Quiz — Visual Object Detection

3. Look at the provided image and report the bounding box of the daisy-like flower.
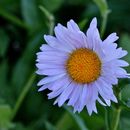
[36,18,130,115]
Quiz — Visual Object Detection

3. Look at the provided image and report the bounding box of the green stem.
[11,73,36,120]
[110,88,122,130]
[105,108,110,130]
[111,108,121,130]
[49,18,55,35]
[100,14,108,38]
[93,0,110,38]
[39,5,55,35]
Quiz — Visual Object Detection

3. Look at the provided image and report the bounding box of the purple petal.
[67,84,82,106]
[67,19,80,32]
[37,73,66,86]
[58,82,75,106]
[103,33,119,44]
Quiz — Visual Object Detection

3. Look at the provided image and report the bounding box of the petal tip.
[38,87,43,92]
[90,17,97,28]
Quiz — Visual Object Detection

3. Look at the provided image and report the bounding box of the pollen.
[66,48,101,84]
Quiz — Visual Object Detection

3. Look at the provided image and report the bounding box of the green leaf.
[0,7,28,29]
[120,98,130,110]
[11,32,43,93]
[120,118,130,130]
[0,60,13,104]
[45,121,57,130]
[0,104,14,129]
[41,0,64,12]
[21,0,42,30]
[113,34,130,111]
[93,0,110,17]
[119,33,130,71]
[122,84,130,101]
[0,29,9,57]
[126,98,130,108]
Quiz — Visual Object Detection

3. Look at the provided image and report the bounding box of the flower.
[36,18,130,115]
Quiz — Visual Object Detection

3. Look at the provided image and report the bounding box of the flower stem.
[11,73,36,120]
[111,108,121,130]
[100,14,108,38]
[110,88,121,130]
[93,0,110,38]
[39,5,55,35]
[105,108,110,130]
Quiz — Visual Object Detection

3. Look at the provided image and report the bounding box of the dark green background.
[0,0,130,130]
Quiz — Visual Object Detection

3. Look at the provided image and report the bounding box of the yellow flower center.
[66,48,101,84]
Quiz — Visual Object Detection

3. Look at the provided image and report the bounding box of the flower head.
[36,18,130,115]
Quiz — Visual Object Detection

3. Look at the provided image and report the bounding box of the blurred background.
[0,0,130,130]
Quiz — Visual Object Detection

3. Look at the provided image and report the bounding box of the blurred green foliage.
[0,0,130,130]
